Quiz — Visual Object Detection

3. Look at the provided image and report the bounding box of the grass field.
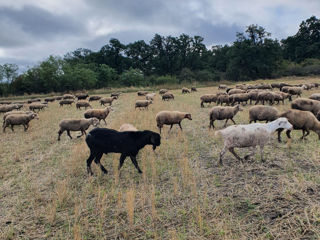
[1,77,320,239]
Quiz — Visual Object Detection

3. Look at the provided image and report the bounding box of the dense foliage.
[1,16,320,96]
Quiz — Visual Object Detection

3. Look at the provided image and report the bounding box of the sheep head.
[149,131,161,150]
[275,117,293,130]
[185,113,192,120]
[31,113,39,120]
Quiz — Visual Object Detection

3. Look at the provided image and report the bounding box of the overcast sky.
[0,0,319,71]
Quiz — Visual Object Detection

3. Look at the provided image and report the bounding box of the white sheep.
[58,117,99,140]
[155,111,192,134]
[215,117,293,165]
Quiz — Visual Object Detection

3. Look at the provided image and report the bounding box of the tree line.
[1,16,320,96]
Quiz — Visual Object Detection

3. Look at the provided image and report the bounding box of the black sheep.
[85,128,161,175]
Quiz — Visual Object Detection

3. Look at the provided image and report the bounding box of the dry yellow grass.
[0,76,320,239]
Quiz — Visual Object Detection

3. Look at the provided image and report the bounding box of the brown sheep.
[0,104,20,113]
[3,113,38,132]
[76,93,89,100]
[111,92,121,98]
[44,97,56,102]
[278,109,320,141]
[3,111,33,124]
[191,87,197,92]
[119,123,138,132]
[182,87,191,94]
[228,89,246,95]
[100,97,117,106]
[0,101,12,105]
[58,118,99,140]
[209,104,242,129]
[159,89,168,95]
[59,99,74,106]
[54,96,63,100]
[84,107,112,125]
[135,100,153,110]
[76,101,92,110]
[137,91,148,96]
[291,98,320,117]
[63,94,75,99]
[29,103,48,112]
[146,93,156,101]
[217,94,230,106]
[88,95,102,101]
[249,105,279,123]
[27,98,41,104]
[255,91,276,105]
[282,86,305,97]
[247,90,261,104]
[230,93,249,105]
[273,92,292,104]
[162,92,174,101]
[200,94,218,107]
[156,111,192,134]
[218,84,227,89]
[309,93,320,101]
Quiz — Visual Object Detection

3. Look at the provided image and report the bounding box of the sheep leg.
[103,119,107,125]
[168,124,173,133]
[219,146,227,165]
[58,129,64,141]
[23,124,28,131]
[86,151,96,175]
[209,120,214,129]
[178,122,183,131]
[277,129,284,142]
[94,152,108,174]
[230,118,236,125]
[130,156,142,174]
[118,154,127,170]
[229,147,243,163]
[67,130,72,139]
[244,147,256,160]
[10,125,14,132]
[286,130,292,140]
[224,119,229,127]
[259,145,265,162]
[304,129,310,138]
[77,130,84,138]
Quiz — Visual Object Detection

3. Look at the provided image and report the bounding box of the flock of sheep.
[1,80,320,174]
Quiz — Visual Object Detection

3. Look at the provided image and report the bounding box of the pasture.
[1,77,320,239]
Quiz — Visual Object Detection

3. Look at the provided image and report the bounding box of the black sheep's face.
[185,113,192,120]
[151,133,161,150]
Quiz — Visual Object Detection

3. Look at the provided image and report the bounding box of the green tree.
[120,68,144,86]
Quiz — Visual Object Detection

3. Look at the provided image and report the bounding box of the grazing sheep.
[137,91,148,96]
[247,90,261,105]
[291,98,320,117]
[228,89,246,95]
[88,95,102,102]
[216,118,293,165]
[59,99,74,106]
[278,109,320,141]
[135,100,153,110]
[0,101,12,105]
[111,92,121,98]
[63,94,75,99]
[162,92,174,101]
[76,93,89,100]
[0,104,20,113]
[155,111,192,134]
[159,89,168,95]
[84,107,112,124]
[273,92,292,104]
[58,117,99,141]
[200,94,218,107]
[191,87,197,92]
[3,113,39,132]
[29,103,47,112]
[230,93,249,105]
[217,94,230,106]
[218,84,227,90]
[3,111,33,124]
[85,128,161,175]
[119,123,138,132]
[182,87,191,94]
[54,96,63,100]
[249,105,279,123]
[209,104,242,129]
[44,97,56,102]
[27,98,41,104]
[76,101,92,110]
[100,97,117,106]
[282,86,305,98]
[309,93,320,101]
[146,93,156,101]
[255,91,276,105]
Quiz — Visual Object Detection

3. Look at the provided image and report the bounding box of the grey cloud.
[0,5,84,46]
